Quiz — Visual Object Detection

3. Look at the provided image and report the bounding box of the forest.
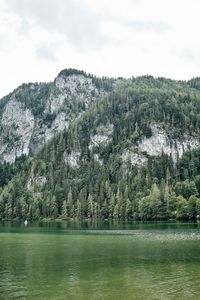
[1,75,200,221]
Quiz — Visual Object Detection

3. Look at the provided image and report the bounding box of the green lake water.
[0,221,200,299]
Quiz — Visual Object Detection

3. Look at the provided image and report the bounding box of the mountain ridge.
[1,70,200,221]
[0,68,116,162]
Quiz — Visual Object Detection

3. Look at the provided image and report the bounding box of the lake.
[0,221,200,299]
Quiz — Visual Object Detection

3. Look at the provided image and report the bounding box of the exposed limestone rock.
[138,124,199,163]
[121,149,147,166]
[27,176,47,192]
[29,112,69,154]
[46,93,66,114]
[44,113,69,142]
[55,74,101,106]
[64,151,81,168]
[0,99,34,162]
[138,125,169,157]
[121,124,199,167]
[90,134,111,147]
[0,71,108,162]
[94,153,103,166]
[89,123,114,150]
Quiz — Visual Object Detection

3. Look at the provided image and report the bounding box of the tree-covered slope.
[0,68,115,162]
[1,75,200,221]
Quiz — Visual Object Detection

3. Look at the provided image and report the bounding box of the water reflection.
[0,219,200,233]
[0,222,200,299]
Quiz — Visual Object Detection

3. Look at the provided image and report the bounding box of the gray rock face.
[0,71,107,162]
[89,123,114,150]
[0,99,34,162]
[121,124,199,167]
[29,112,69,154]
[139,124,199,163]
[121,150,147,166]
[55,74,101,107]
[64,151,81,168]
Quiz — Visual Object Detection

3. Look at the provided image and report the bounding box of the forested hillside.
[1,75,200,221]
[0,69,115,162]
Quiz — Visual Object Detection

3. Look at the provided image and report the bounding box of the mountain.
[0,68,116,162]
[1,73,200,221]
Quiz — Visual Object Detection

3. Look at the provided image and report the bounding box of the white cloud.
[0,0,200,98]
[5,0,105,49]
[36,45,58,62]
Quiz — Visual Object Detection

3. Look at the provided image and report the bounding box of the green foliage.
[1,75,200,221]
[14,83,52,116]
[0,155,27,188]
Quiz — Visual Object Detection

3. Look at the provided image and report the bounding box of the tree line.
[1,76,200,221]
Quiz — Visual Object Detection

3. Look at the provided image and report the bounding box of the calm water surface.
[0,221,200,299]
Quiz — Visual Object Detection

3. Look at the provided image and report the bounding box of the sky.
[0,0,200,97]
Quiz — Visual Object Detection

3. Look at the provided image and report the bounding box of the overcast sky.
[0,0,200,97]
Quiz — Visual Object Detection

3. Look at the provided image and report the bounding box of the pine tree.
[87,194,94,219]
[62,200,68,219]
[67,189,73,218]
[50,196,58,218]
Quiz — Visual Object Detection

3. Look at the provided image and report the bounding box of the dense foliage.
[0,155,27,188]
[1,76,200,221]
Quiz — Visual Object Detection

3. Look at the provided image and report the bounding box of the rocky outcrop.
[0,99,34,162]
[89,123,114,150]
[54,74,101,107]
[64,151,81,168]
[121,150,147,166]
[139,124,199,163]
[121,124,199,166]
[0,70,109,162]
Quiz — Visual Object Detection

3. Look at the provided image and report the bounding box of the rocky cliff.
[0,69,113,162]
